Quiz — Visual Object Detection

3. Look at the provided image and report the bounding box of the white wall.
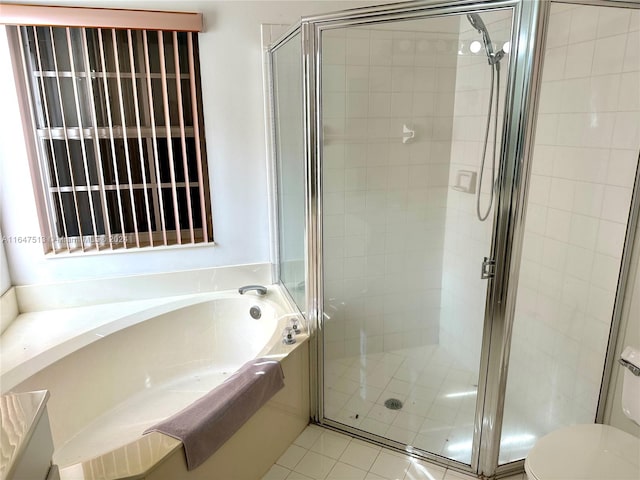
[0,0,381,286]
[0,231,11,294]
[0,26,14,294]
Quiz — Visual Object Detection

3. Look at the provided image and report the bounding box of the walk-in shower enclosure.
[267,0,640,477]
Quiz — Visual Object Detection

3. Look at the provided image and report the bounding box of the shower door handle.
[481,257,495,279]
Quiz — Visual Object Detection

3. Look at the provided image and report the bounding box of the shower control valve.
[289,317,302,334]
[282,327,296,345]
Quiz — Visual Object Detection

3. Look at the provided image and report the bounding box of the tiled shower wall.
[322,19,459,359]
[502,3,639,452]
[440,11,513,371]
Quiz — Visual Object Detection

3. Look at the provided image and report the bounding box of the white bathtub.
[1,285,310,479]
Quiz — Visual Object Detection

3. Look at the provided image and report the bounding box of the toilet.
[525,346,640,480]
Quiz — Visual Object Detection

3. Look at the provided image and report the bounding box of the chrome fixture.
[384,398,403,410]
[619,354,640,377]
[238,285,267,295]
[481,257,497,279]
[282,327,296,345]
[467,13,506,66]
[467,14,492,53]
[467,12,506,222]
[289,317,302,334]
[249,306,262,319]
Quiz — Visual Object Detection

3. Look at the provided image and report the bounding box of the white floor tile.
[286,472,316,480]
[442,469,477,480]
[325,345,545,464]
[365,373,394,389]
[326,461,368,480]
[368,404,399,424]
[500,474,525,480]
[381,448,414,460]
[359,385,385,403]
[294,451,337,480]
[277,444,307,470]
[404,458,446,480]
[310,430,352,459]
[384,425,417,445]
[369,450,412,480]
[400,399,432,417]
[333,408,364,428]
[360,417,390,436]
[364,473,389,480]
[268,424,531,480]
[413,431,449,456]
[409,385,438,403]
[332,376,362,395]
[262,464,291,480]
[426,404,458,424]
[392,411,426,432]
[295,425,324,449]
[331,409,363,428]
[345,394,375,416]
[387,379,413,396]
[339,439,380,471]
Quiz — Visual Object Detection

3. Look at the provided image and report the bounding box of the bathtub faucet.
[238,285,267,295]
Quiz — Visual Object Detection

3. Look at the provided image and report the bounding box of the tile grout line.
[271,424,512,480]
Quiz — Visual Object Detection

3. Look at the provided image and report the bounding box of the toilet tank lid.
[526,424,639,480]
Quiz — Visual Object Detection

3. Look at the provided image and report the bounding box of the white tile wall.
[322,18,460,360]
[501,3,640,464]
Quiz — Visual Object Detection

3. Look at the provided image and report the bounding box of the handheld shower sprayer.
[466,13,506,67]
[466,12,506,222]
[467,13,492,54]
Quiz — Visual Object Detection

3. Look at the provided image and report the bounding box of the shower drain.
[384,398,403,410]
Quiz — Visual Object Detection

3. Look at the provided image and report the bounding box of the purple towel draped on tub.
[143,358,285,470]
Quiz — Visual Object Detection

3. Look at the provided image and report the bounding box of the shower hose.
[476,61,500,222]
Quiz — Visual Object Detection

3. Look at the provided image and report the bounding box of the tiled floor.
[323,345,534,465]
[262,424,527,480]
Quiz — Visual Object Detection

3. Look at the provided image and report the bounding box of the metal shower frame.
[266,0,640,477]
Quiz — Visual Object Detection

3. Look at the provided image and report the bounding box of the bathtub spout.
[238,285,267,295]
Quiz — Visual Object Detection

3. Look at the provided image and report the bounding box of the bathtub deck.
[53,365,237,468]
[1,294,216,392]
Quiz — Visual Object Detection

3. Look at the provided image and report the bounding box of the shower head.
[467,13,488,34]
[466,13,497,62]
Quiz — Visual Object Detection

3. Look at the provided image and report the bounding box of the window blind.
[13,24,212,253]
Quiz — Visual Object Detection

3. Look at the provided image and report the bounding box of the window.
[6,7,212,254]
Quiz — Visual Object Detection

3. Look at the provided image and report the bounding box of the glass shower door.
[319,8,514,466]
